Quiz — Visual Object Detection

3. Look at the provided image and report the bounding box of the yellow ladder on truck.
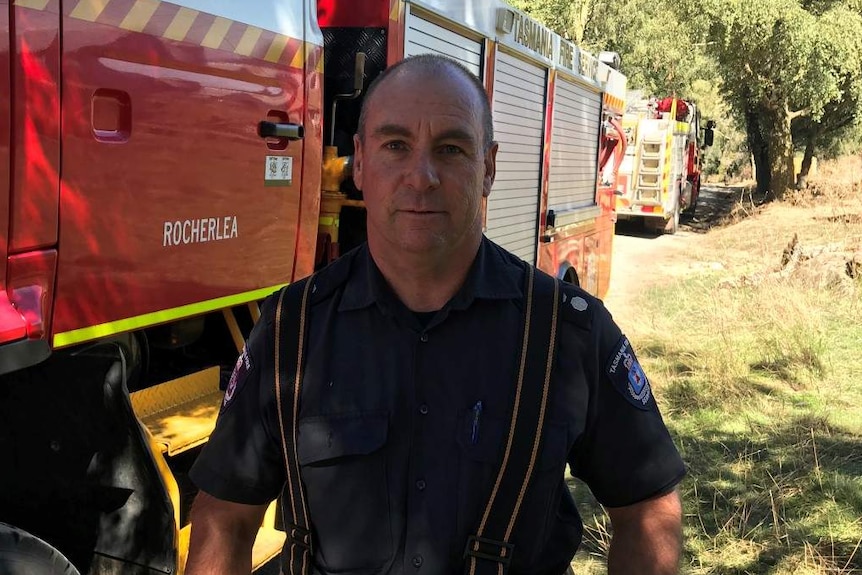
[634,131,664,202]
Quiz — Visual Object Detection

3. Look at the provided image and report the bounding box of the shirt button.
[416,479,426,491]
[419,404,429,415]
[420,333,429,343]
[412,555,423,568]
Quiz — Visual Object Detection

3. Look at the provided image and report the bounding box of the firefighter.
[185,54,685,575]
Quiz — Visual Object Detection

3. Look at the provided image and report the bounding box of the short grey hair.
[356,54,494,150]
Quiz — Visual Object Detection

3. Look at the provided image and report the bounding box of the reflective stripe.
[164,7,197,40]
[20,0,310,68]
[13,0,51,10]
[168,0,307,42]
[236,26,264,56]
[119,0,160,32]
[53,284,287,348]
[70,0,111,21]
[603,93,626,114]
[266,34,291,63]
[201,16,232,49]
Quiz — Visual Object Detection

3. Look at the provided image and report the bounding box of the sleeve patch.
[605,336,654,410]
[222,345,253,411]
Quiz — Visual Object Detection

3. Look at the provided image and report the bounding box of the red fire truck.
[615,94,714,234]
[0,0,626,572]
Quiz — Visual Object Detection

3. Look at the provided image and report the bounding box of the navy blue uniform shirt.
[190,238,686,575]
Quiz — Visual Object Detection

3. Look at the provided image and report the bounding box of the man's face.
[352,67,497,258]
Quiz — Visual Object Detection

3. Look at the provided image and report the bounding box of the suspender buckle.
[463,535,514,566]
[287,523,312,549]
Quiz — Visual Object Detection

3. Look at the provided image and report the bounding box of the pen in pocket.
[470,400,483,445]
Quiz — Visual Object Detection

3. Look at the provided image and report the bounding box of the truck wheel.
[0,523,80,575]
[663,197,681,235]
[683,177,700,216]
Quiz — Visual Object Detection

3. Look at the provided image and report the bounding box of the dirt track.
[603,184,741,326]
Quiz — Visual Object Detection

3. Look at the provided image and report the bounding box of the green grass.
[570,192,862,573]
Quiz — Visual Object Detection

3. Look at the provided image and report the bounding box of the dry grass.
[571,157,862,574]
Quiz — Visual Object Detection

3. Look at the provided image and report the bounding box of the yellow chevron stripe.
[290,43,305,69]
[390,0,400,22]
[265,34,289,63]
[120,0,159,32]
[14,0,51,10]
[202,16,231,49]
[235,26,263,56]
[163,7,197,41]
[70,0,111,21]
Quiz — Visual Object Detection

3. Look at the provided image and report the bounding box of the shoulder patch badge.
[223,345,253,410]
[605,336,654,410]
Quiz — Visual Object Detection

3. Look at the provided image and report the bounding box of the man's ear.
[482,142,498,198]
[353,133,364,190]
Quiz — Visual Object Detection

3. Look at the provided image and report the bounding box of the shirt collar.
[338,237,523,313]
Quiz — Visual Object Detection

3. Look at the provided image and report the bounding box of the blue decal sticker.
[605,336,654,410]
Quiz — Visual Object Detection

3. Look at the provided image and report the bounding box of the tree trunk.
[796,133,816,189]
[745,109,770,194]
[760,100,795,199]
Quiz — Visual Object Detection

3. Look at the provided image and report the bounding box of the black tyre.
[663,195,681,235]
[684,177,700,216]
[0,523,80,575]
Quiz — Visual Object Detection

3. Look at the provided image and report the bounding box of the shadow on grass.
[613,184,773,239]
[568,408,862,574]
[751,354,827,386]
[685,185,775,235]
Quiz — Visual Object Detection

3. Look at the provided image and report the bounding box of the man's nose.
[404,149,441,191]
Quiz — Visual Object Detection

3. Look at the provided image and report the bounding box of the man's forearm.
[606,490,683,575]
[185,492,267,575]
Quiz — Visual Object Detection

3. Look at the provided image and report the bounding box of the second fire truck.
[615,94,714,234]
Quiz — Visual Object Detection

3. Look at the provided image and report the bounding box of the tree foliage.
[677,0,862,193]
[511,0,715,96]
[512,0,862,194]
[791,5,862,181]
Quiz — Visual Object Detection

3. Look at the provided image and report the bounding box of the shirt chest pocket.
[297,412,393,572]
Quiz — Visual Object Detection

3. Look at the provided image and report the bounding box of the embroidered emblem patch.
[223,345,252,409]
[605,336,653,410]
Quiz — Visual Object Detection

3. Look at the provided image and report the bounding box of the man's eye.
[384,141,407,151]
[440,144,463,154]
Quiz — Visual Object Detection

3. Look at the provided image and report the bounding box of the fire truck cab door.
[53,0,309,343]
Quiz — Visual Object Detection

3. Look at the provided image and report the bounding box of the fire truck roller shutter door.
[403,9,482,78]
[548,76,602,212]
[487,51,546,264]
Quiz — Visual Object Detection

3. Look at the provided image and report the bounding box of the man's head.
[352,54,498,262]
[357,55,494,151]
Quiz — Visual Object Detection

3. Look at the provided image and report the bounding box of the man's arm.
[605,489,683,575]
[185,491,269,575]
